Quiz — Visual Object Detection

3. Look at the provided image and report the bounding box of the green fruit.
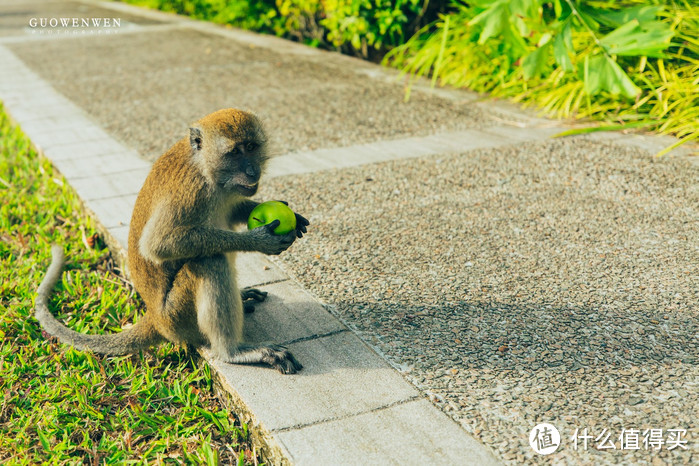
[247,201,297,235]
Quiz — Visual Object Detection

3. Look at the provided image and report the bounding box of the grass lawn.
[0,104,260,464]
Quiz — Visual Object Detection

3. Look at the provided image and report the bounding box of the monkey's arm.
[229,199,259,225]
[140,221,295,263]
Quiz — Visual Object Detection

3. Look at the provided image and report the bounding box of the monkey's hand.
[293,212,309,238]
[248,220,296,255]
[274,200,310,238]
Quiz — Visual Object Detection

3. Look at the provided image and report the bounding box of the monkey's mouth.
[235,182,258,196]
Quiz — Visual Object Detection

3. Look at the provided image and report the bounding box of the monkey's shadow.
[238,294,383,376]
[249,297,697,375]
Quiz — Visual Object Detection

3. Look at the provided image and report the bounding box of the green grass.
[0,104,260,464]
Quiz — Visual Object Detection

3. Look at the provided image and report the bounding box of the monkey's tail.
[35,244,163,356]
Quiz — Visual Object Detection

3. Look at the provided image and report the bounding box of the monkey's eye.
[245,142,258,152]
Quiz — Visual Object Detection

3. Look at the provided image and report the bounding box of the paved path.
[1,1,696,464]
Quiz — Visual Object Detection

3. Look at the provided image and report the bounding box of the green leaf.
[522,42,552,79]
[592,5,664,28]
[553,21,573,71]
[553,0,572,21]
[431,15,450,88]
[554,36,573,71]
[509,0,539,18]
[512,14,529,38]
[600,20,674,57]
[37,428,51,451]
[553,120,655,137]
[582,54,641,99]
[468,0,509,45]
[654,132,698,157]
[561,18,573,51]
[201,438,218,466]
[537,33,552,48]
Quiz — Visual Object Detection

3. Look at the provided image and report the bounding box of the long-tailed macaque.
[36,109,308,373]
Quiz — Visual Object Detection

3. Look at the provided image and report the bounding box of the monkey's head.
[189,109,269,197]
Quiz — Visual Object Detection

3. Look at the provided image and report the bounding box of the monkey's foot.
[241,287,268,314]
[224,344,303,374]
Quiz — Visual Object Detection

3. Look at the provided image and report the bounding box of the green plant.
[119,0,441,60]
[275,0,325,45]
[386,0,698,154]
[120,0,280,31]
[321,0,426,58]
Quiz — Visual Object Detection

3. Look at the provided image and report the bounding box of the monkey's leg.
[159,268,206,347]
[228,344,302,375]
[241,287,267,314]
[192,256,302,374]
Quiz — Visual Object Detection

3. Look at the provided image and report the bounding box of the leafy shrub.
[321,0,427,59]
[121,0,444,60]
[274,0,324,45]
[385,0,698,152]
[120,0,279,31]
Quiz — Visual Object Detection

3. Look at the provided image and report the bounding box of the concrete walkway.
[1,1,696,464]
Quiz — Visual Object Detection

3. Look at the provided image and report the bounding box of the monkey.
[35,108,308,374]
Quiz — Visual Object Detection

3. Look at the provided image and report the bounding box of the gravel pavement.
[9,28,489,160]
[259,137,698,465]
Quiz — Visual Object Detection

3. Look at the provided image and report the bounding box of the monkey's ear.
[189,127,203,151]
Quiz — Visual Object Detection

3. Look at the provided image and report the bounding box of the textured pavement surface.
[9,27,490,160]
[2,0,697,464]
[259,137,698,464]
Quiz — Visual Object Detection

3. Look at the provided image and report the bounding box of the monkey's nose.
[240,157,260,179]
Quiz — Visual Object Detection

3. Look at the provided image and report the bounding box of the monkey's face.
[189,110,269,197]
[218,141,265,196]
